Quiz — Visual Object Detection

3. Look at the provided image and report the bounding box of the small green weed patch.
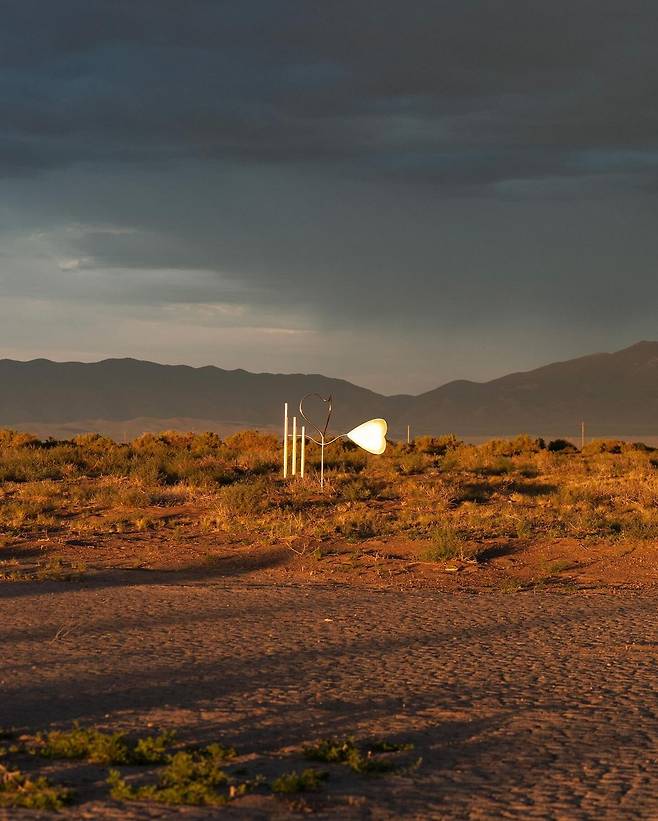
[31,724,174,765]
[0,763,73,810]
[303,737,356,763]
[271,768,327,793]
[420,526,472,561]
[108,743,241,806]
[303,737,410,774]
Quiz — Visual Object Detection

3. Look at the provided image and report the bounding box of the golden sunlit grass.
[1,428,657,569]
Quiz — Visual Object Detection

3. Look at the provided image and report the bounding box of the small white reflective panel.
[346,418,388,455]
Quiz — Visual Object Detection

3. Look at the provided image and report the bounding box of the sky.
[1,1,657,395]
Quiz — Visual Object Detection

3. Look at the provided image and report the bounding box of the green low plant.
[369,740,414,753]
[303,737,405,774]
[421,526,467,561]
[108,743,241,806]
[271,768,327,793]
[303,737,357,763]
[31,724,174,765]
[216,478,272,516]
[0,763,73,810]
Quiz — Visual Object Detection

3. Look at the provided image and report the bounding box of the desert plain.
[0,429,656,819]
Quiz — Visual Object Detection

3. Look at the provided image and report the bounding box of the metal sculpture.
[283,393,387,488]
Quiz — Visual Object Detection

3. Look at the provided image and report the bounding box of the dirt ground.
[3,520,657,592]
[0,536,657,819]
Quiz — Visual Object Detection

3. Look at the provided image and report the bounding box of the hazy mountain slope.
[408,341,658,435]
[1,341,657,438]
[0,357,409,435]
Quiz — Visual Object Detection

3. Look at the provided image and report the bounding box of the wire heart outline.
[299,393,332,444]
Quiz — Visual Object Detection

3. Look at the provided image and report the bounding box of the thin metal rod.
[300,426,305,478]
[292,416,297,476]
[283,403,288,478]
[325,434,345,446]
[307,433,344,447]
[320,435,325,489]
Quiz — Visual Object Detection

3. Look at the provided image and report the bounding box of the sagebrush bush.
[216,478,273,517]
[1,427,658,552]
[548,438,578,453]
[421,526,467,561]
[414,434,462,455]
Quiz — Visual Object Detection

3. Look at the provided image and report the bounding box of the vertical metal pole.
[581,420,585,451]
[292,416,297,476]
[320,436,325,489]
[300,426,305,478]
[407,424,411,445]
[283,403,288,478]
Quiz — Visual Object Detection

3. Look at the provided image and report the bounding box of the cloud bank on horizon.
[1,1,657,393]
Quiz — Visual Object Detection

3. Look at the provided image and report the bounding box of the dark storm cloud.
[2,1,657,187]
[2,1,658,391]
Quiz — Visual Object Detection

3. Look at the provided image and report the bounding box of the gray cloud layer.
[3,1,658,184]
[1,1,657,392]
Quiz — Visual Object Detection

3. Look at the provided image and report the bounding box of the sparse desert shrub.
[542,559,574,576]
[469,456,515,477]
[223,430,278,454]
[455,481,494,504]
[625,441,655,453]
[420,526,470,561]
[303,737,406,774]
[548,438,579,453]
[271,768,327,793]
[216,478,273,517]
[72,432,115,450]
[3,425,658,558]
[303,738,357,763]
[336,509,380,539]
[222,432,279,473]
[0,448,70,482]
[82,479,149,508]
[108,743,241,806]
[395,453,426,475]
[582,439,624,455]
[0,763,73,810]
[339,477,378,502]
[514,515,534,539]
[555,483,610,507]
[0,429,38,448]
[321,448,368,473]
[483,435,545,457]
[415,434,462,455]
[516,462,540,478]
[30,724,174,765]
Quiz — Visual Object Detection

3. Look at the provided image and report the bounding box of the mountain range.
[1,341,657,441]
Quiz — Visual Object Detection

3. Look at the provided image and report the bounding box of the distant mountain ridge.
[1,341,657,439]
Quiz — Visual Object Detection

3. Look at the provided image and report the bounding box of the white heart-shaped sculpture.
[346,418,388,455]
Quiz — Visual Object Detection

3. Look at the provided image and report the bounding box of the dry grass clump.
[1,427,658,559]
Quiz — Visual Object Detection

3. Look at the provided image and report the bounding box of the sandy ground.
[4,519,658,592]
[0,569,656,819]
